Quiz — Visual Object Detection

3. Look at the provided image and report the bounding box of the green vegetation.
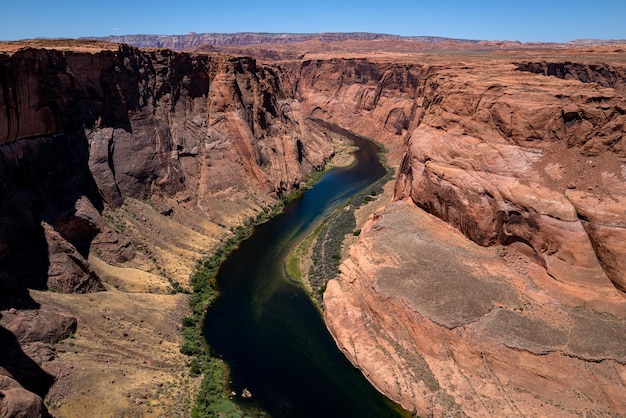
[285,212,331,281]
[307,168,393,307]
[185,175,354,414]
[183,120,394,415]
[284,250,303,281]
[288,123,396,308]
[181,190,304,416]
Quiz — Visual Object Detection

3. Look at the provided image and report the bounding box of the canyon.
[1,37,625,416]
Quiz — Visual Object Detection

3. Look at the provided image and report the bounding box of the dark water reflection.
[203,127,408,417]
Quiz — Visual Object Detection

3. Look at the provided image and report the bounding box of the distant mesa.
[81,32,626,52]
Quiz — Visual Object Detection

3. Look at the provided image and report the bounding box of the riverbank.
[200,120,408,417]
[29,194,241,417]
[325,198,626,416]
[182,122,373,416]
[285,126,394,310]
[284,137,358,300]
[25,125,347,417]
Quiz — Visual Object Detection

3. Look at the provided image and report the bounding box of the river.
[203,125,409,417]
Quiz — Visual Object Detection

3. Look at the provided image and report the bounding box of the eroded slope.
[0,41,338,416]
[2,40,626,416]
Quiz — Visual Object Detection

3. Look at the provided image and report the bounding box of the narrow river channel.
[203,126,409,417]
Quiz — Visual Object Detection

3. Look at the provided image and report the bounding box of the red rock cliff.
[0,42,333,294]
[296,56,626,415]
[2,41,626,416]
[0,41,335,415]
[290,55,626,301]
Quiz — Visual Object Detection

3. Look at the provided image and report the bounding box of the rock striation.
[326,201,626,416]
[0,41,333,298]
[0,40,335,415]
[84,32,626,52]
[82,33,492,50]
[308,56,626,415]
[1,39,626,416]
[392,60,626,305]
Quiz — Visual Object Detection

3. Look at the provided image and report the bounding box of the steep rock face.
[516,60,626,95]
[326,201,626,416]
[0,42,336,415]
[2,41,626,416]
[293,57,626,301]
[312,58,626,415]
[0,132,105,295]
[291,58,430,165]
[0,43,333,297]
[393,61,626,304]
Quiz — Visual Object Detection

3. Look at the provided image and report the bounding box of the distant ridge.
[81,32,482,50]
[82,32,626,52]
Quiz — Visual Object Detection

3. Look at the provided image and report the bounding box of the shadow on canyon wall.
[0,321,55,399]
[0,131,105,298]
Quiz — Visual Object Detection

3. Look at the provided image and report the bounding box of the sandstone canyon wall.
[0,41,335,416]
[300,57,626,415]
[0,42,334,297]
[1,39,626,417]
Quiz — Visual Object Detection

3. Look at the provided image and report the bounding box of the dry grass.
[33,193,266,416]
[34,287,197,417]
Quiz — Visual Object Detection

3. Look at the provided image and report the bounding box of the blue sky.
[2,0,625,43]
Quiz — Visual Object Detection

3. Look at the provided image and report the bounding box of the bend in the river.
[203,124,409,417]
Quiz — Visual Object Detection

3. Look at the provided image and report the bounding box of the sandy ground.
[31,128,357,417]
[34,287,196,417]
[31,196,257,416]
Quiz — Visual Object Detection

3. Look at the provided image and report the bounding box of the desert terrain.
[1,36,626,416]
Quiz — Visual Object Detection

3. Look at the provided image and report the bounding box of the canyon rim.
[1,36,626,416]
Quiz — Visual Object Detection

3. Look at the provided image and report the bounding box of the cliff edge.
[319,53,626,416]
[1,39,626,416]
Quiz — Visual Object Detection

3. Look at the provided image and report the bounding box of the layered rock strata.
[0,41,334,295]
[1,39,626,416]
[326,201,626,416]
[0,41,335,415]
[312,57,626,415]
[392,60,626,306]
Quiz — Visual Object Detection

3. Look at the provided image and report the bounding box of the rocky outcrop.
[516,60,626,95]
[326,201,626,416]
[0,131,105,296]
[0,305,76,417]
[0,308,63,418]
[310,56,626,415]
[2,39,626,416]
[0,41,334,297]
[0,41,336,415]
[392,61,626,305]
[0,373,51,418]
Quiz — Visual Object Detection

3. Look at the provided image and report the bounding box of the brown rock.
[2,39,626,417]
[391,61,626,302]
[0,375,50,418]
[0,305,76,344]
[43,223,104,294]
[90,226,136,264]
[326,201,626,416]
